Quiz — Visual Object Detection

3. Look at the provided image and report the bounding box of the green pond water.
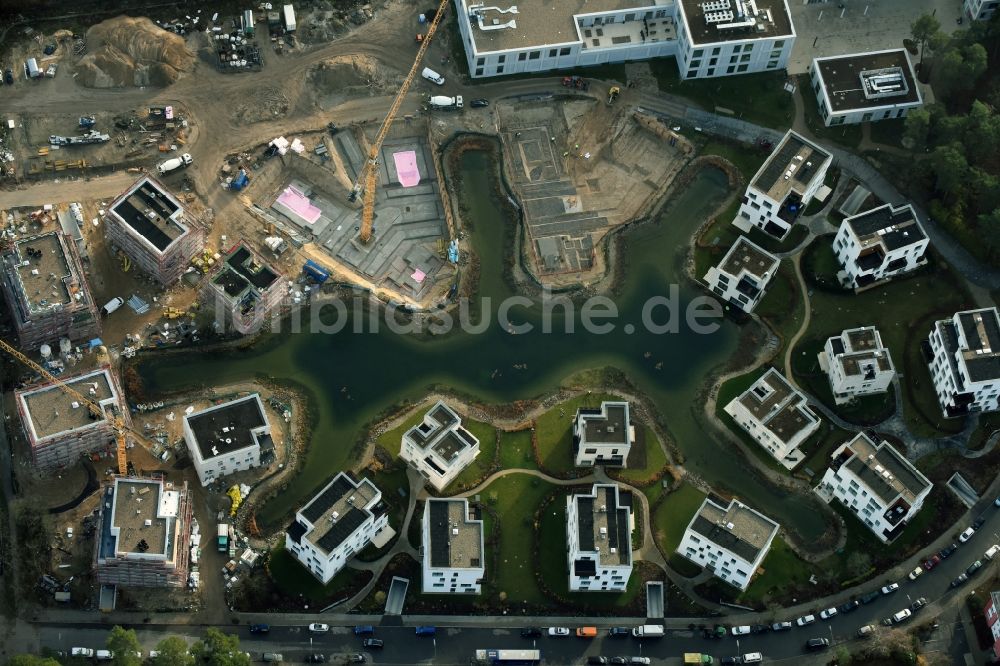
[138,150,826,541]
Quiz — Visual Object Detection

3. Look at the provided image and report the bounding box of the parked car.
[857,624,875,637]
[731,625,751,636]
[750,624,769,634]
[891,608,913,625]
[806,638,830,651]
[469,98,490,108]
[973,517,987,530]
[249,624,269,634]
[414,626,436,637]
[305,656,327,664]
[838,600,861,613]
[521,627,542,638]
[548,627,570,637]
[347,657,366,664]
[987,544,1000,560]
[819,607,838,620]
[741,653,763,664]
[262,655,283,664]
[796,614,816,627]
[353,626,375,636]
[940,543,959,559]
[881,583,900,595]
[308,624,329,633]
[908,566,924,581]
[923,555,942,570]
[951,573,970,588]
[994,496,1000,507]
[911,597,928,611]
[771,621,793,631]
[960,527,976,543]
[967,560,984,576]
[607,627,630,638]
[860,591,881,604]
[610,658,629,665]
[587,658,609,665]
[361,639,383,649]
[4,69,13,85]
[629,658,650,665]
[720,658,739,666]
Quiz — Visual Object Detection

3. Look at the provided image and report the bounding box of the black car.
[587,657,609,665]
[771,622,792,632]
[838,600,861,613]
[974,517,987,529]
[750,624,769,634]
[521,627,542,638]
[362,638,384,649]
[347,657,366,664]
[806,637,830,651]
[720,658,740,666]
[967,560,984,576]
[940,543,959,559]
[860,590,881,604]
[951,573,969,588]
[249,624,269,634]
[609,659,628,665]
[470,98,490,108]
[305,656,327,664]
[608,627,630,638]
[4,69,12,85]
[912,597,928,611]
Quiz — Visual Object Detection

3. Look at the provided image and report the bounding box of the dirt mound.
[309,55,399,109]
[76,16,195,88]
[231,86,290,125]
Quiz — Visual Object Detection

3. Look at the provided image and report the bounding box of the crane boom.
[0,338,151,475]
[354,0,452,243]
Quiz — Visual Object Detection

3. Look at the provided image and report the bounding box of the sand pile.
[309,55,397,109]
[76,16,195,88]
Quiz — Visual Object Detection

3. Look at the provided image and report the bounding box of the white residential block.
[818,327,895,404]
[182,394,271,487]
[400,401,480,491]
[422,498,485,594]
[703,235,779,313]
[566,484,633,592]
[809,50,922,126]
[928,308,1000,418]
[573,401,633,467]
[834,203,928,290]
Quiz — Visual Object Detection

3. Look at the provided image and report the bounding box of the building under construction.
[0,230,100,349]
[95,476,194,589]
[204,242,285,333]
[14,366,131,473]
[104,175,205,286]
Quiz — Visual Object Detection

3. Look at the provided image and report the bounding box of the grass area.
[797,421,854,479]
[447,419,499,490]
[700,139,770,181]
[800,234,842,291]
[755,260,805,355]
[668,552,703,578]
[796,74,864,149]
[714,367,792,475]
[357,463,409,561]
[652,482,706,556]
[868,119,908,149]
[268,543,364,602]
[612,425,668,485]
[498,428,536,469]
[742,537,819,604]
[534,392,618,476]
[650,58,794,129]
[373,408,426,458]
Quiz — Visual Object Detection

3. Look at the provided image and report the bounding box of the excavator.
[0,338,152,475]
[350,0,453,244]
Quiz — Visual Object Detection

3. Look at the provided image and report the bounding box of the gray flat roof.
[839,434,931,505]
[720,236,779,280]
[296,473,380,554]
[575,484,631,567]
[690,497,778,563]
[9,233,74,313]
[100,478,181,561]
[426,499,483,570]
[109,176,189,253]
[578,401,630,446]
[185,394,267,461]
[403,401,478,462]
[815,50,920,113]
[957,308,1000,383]
[679,0,793,45]
[752,131,830,202]
[18,368,116,441]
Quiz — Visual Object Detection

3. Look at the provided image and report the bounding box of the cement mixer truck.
[429,95,463,110]
[157,153,193,175]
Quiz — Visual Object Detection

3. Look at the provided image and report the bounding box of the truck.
[684,654,714,665]
[282,4,296,32]
[474,649,541,665]
[217,523,229,552]
[26,57,40,79]
[429,95,463,110]
[49,130,110,146]
[157,153,193,175]
[632,624,664,638]
[243,10,255,36]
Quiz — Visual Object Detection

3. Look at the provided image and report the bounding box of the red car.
[923,555,942,570]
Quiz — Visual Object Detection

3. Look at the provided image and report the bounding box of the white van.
[95,650,113,661]
[985,544,1000,560]
[421,67,445,85]
[101,296,124,316]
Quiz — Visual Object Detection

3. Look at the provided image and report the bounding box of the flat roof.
[840,434,931,505]
[100,478,179,560]
[845,203,925,252]
[18,368,116,441]
[109,175,189,253]
[8,233,74,313]
[575,484,631,567]
[403,401,478,463]
[752,130,830,202]
[719,236,779,280]
[737,368,818,445]
[957,308,1000,383]
[578,401,630,446]
[212,244,280,299]
[689,497,778,564]
[184,394,268,461]
[297,473,381,554]
[426,499,483,570]
[829,327,893,376]
[678,0,793,45]
[815,49,921,113]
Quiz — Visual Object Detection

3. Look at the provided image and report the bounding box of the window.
[549,49,557,57]
[767,60,779,69]
[559,47,571,56]
[475,68,483,76]
[687,69,698,78]
[691,59,701,68]
[773,39,785,49]
[518,52,526,61]
[707,68,715,76]
[529,51,540,60]
[625,12,635,21]
[727,65,736,74]
[740,53,751,62]
[709,57,717,66]
[712,47,721,56]
[496,66,504,74]
[730,55,738,64]
[477,57,485,66]
[498,55,506,63]
[585,448,598,454]
[737,64,749,72]
[693,48,704,57]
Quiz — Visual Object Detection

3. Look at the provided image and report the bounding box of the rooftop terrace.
[404,402,478,463]
[575,485,631,567]
[752,131,830,203]
[719,236,779,280]
[427,499,483,570]
[840,434,931,505]
[845,204,925,252]
[9,233,75,313]
[18,368,116,441]
[815,49,921,112]
[738,369,818,445]
[99,478,179,560]
[679,0,793,45]
[957,308,1000,383]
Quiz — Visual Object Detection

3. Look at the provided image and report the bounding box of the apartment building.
[984,591,1000,660]
[927,307,1000,417]
[815,433,932,543]
[703,236,779,313]
[205,242,285,333]
[965,0,999,22]
[818,326,895,404]
[421,498,485,594]
[677,497,778,590]
[734,130,832,240]
[455,0,794,81]
[94,477,193,588]
[104,175,205,285]
[572,401,634,467]
[285,472,389,583]
[834,203,928,290]
[400,401,480,491]
[566,484,633,592]
[809,49,922,126]
[15,367,131,473]
[723,368,821,469]
[182,394,272,486]
[0,231,100,349]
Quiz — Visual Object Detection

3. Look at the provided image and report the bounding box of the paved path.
[782,253,812,388]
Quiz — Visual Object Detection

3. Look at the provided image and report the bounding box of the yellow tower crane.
[0,339,152,475]
[351,0,452,244]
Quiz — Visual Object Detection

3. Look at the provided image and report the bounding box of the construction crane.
[350,0,452,244]
[0,338,151,475]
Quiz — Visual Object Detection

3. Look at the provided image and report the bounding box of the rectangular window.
[693,48,704,57]
[549,49,557,58]
[727,65,736,74]
[475,68,483,76]
[712,47,721,56]
[518,52,526,61]
[559,47,571,56]
[529,51,540,60]
[691,59,701,68]
[496,66,504,74]
[477,57,485,66]
[498,55,506,63]
[740,53,751,62]
[737,64,749,72]
[707,68,715,76]
[773,39,785,49]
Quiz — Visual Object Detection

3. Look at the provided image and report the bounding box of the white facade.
[400,401,480,491]
[566,484,633,592]
[182,394,270,487]
[723,368,821,469]
[454,0,793,81]
[818,326,895,405]
[928,307,1000,418]
[834,203,928,290]
[703,236,779,313]
[677,497,778,591]
[809,50,923,127]
[421,498,484,594]
[285,473,388,584]
[573,401,634,467]
[965,0,999,21]
[815,433,932,543]
[735,130,831,240]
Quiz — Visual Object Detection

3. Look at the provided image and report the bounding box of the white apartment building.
[454,0,794,81]
[965,0,999,22]
[703,235,779,313]
[285,472,389,584]
[928,307,1000,418]
[421,498,485,594]
[400,401,480,491]
[566,484,633,592]
[834,203,929,290]
[677,497,778,591]
[734,130,832,240]
[809,49,923,126]
[573,401,634,467]
[723,368,821,469]
[818,326,895,405]
[182,394,272,487]
[815,433,932,543]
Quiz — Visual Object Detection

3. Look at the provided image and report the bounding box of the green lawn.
[868,119,908,149]
[796,421,854,480]
[268,544,361,602]
[498,429,536,469]
[700,139,770,181]
[743,537,819,604]
[650,58,795,129]
[652,482,706,556]
[612,425,668,485]
[373,408,426,458]
[534,392,619,476]
[446,420,499,491]
[755,260,805,356]
[797,74,864,149]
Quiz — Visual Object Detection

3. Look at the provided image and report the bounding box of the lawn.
[534,392,619,476]
[446,419,499,491]
[742,537,819,604]
[612,425,668,486]
[373,408,426,458]
[796,421,854,481]
[796,74,864,150]
[699,139,770,181]
[652,482,706,556]
[268,543,367,603]
[650,58,795,129]
[357,462,410,561]
[498,428,536,469]
[868,119,908,149]
[754,260,805,356]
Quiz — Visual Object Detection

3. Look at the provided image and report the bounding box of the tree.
[7,657,60,666]
[189,628,251,666]
[106,626,142,666]
[903,108,931,150]
[911,13,942,68]
[931,143,969,200]
[150,636,194,666]
[978,208,1000,258]
[833,646,853,665]
[845,551,872,577]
